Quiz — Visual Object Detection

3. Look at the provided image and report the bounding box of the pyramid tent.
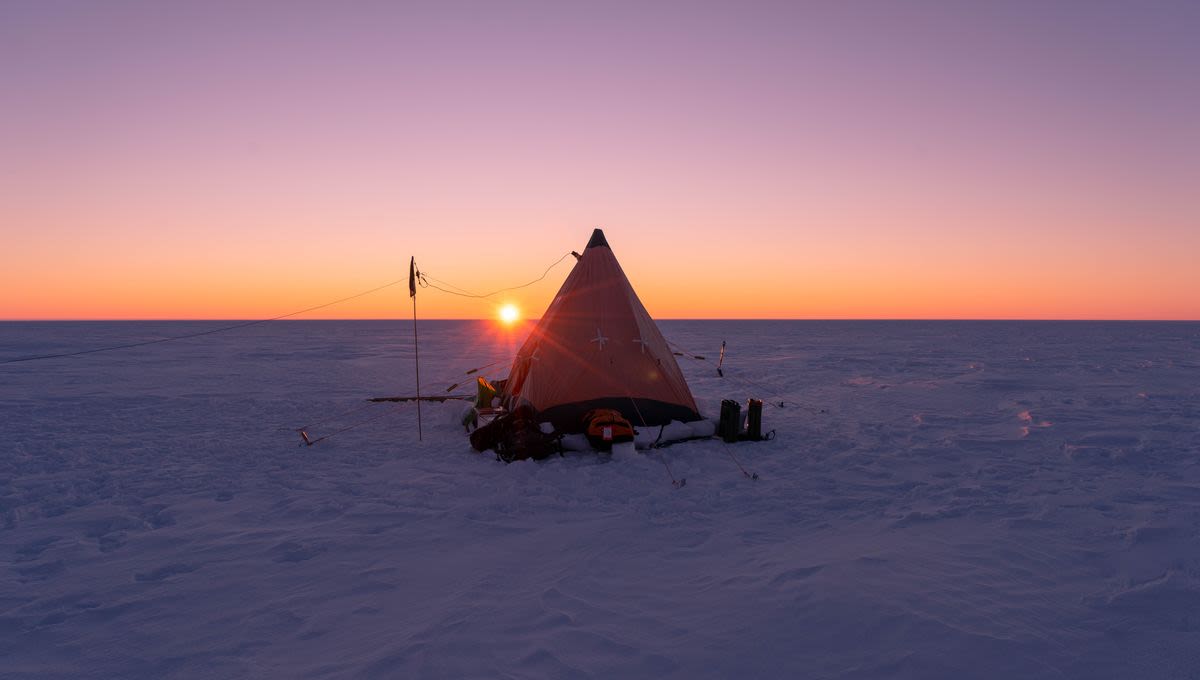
[504,229,701,431]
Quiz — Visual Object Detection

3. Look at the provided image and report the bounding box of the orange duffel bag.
[583,408,635,451]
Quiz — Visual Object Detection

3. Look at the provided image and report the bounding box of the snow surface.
[3,320,1200,679]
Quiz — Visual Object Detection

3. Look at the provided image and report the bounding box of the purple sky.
[2,1,1197,318]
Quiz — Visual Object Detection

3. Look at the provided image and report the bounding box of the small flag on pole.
[409,257,417,298]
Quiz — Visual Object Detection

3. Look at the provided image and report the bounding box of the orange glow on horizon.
[5,219,1197,321]
[3,249,1196,322]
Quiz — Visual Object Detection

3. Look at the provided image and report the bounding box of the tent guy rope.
[0,277,409,365]
[414,251,573,299]
[666,339,815,411]
[1,251,574,366]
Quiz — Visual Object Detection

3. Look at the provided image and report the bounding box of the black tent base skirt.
[534,397,702,434]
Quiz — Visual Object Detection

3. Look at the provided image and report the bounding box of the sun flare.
[498,304,520,325]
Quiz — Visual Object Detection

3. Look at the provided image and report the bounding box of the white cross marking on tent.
[528,348,541,362]
[591,328,609,350]
[632,337,647,354]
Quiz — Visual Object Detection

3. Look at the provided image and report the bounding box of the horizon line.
[3,317,1198,323]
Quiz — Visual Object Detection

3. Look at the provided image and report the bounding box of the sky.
[2,0,1197,320]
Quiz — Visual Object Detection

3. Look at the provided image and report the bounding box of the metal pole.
[411,257,423,441]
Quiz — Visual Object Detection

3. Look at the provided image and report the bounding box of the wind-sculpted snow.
[2,320,1199,679]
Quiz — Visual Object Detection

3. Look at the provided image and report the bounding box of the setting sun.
[498,304,520,325]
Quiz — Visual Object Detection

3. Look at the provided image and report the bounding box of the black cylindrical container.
[719,399,741,442]
[746,399,763,441]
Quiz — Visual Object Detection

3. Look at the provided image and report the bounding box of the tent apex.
[586,228,609,249]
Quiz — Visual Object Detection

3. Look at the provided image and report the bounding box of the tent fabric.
[504,229,701,432]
